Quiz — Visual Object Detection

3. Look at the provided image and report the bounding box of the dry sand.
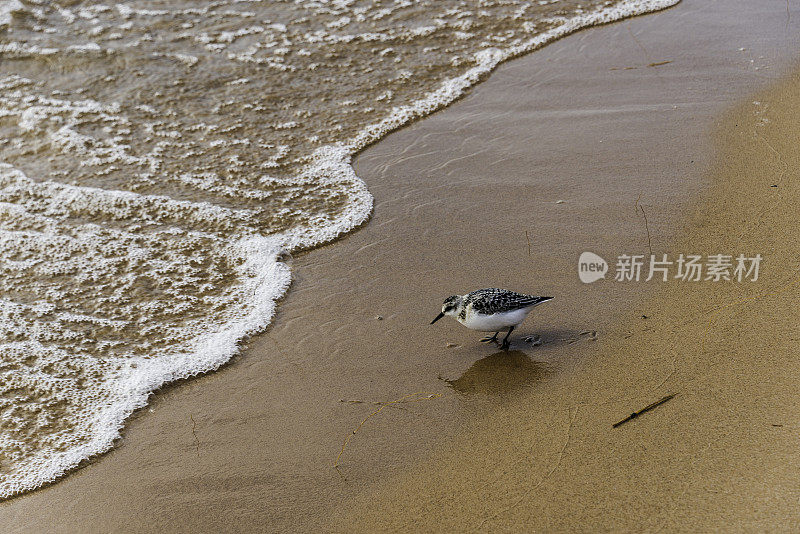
[2,0,800,532]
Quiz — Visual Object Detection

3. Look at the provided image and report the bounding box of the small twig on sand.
[626,25,650,61]
[647,60,673,67]
[635,193,653,256]
[341,398,420,415]
[787,0,791,30]
[613,394,676,428]
[334,392,442,471]
[334,465,347,481]
[189,414,200,458]
[525,231,532,256]
[640,205,653,256]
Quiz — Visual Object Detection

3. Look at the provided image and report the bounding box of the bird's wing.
[467,289,552,315]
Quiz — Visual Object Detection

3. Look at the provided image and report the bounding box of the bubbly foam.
[0,1,21,29]
[0,0,677,497]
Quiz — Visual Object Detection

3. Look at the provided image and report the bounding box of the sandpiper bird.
[430,288,553,350]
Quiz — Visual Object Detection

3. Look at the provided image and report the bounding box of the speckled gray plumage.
[463,288,552,316]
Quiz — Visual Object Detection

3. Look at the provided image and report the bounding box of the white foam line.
[349,0,681,154]
[286,0,680,252]
[0,235,291,498]
[0,0,681,499]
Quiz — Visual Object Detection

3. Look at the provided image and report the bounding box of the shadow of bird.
[441,350,552,397]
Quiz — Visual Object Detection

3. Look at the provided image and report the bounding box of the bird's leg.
[480,332,499,343]
[500,326,515,351]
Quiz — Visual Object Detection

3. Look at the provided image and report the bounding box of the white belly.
[458,308,531,332]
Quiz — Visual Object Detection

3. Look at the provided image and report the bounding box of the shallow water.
[0,0,676,497]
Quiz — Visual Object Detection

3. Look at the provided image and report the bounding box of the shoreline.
[2,0,800,531]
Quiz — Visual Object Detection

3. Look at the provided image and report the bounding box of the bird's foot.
[480,333,499,343]
[500,340,511,351]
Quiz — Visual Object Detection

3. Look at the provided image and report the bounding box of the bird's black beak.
[430,312,445,325]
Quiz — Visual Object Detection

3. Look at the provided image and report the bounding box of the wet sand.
[3,0,800,532]
[335,49,800,534]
